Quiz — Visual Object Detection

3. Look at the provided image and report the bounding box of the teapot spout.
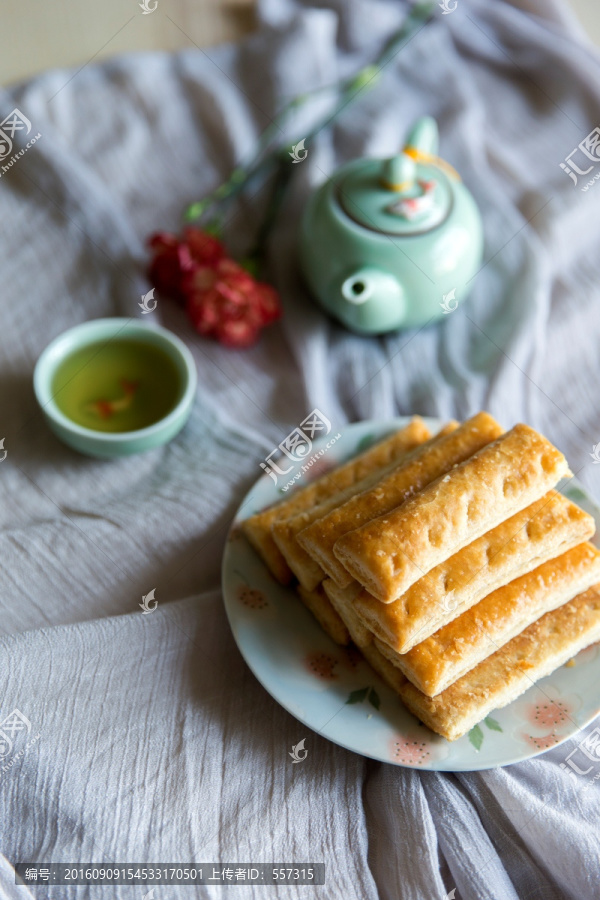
[341,267,400,305]
[340,267,405,334]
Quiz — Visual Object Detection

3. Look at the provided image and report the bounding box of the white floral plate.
[222,418,600,771]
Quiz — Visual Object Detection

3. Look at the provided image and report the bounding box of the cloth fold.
[1,0,600,896]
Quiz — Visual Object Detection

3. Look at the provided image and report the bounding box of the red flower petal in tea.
[85,379,139,420]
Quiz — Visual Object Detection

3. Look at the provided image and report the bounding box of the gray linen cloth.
[1,0,600,897]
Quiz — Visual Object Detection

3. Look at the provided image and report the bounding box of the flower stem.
[183,1,433,225]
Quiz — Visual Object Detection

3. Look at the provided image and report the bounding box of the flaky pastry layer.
[354,492,595,651]
[276,422,458,589]
[334,424,571,602]
[298,412,502,587]
[242,417,430,583]
[399,585,600,741]
[322,578,372,648]
[381,542,600,696]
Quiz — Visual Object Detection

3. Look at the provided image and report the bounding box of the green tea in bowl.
[52,338,182,433]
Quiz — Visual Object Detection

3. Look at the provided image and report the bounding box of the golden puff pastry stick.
[399,585,600,741]
[378,541,600,697]
[298,412,504,588]
[322,579,373,648]
[354,492,595,652]
[271,449,432,593]
[273,422,457,591]
[334,424,571,603]
[241,416,431,584]
[296,584,350,646]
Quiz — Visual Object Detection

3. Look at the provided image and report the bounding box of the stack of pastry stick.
[242,413,600,741]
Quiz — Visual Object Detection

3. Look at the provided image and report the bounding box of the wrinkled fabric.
[1,0,599,897]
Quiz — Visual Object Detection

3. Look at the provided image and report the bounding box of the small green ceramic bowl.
[33,318,197,458]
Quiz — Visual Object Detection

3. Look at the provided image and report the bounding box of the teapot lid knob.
[380,152,416,192]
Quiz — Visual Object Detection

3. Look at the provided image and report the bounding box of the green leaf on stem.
[230,168,246,184]
[214,183,231,200]
[347,65,381,94]
[239,257,260,278]
[202,220,223,239]
[184,201,208,222]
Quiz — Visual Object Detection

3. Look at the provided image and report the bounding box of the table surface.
[0,0,597,87]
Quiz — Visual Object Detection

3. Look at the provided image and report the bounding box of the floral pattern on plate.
[510,684,582,751]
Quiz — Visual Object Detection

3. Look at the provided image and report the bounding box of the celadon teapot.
[299,117,483,334]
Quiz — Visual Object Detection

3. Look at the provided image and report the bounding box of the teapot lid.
[337,152,456,236]
[336,118,460,236]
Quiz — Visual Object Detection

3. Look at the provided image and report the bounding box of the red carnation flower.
[147,228,281,348]
[147,227,226,303]
[184,258,281,348]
